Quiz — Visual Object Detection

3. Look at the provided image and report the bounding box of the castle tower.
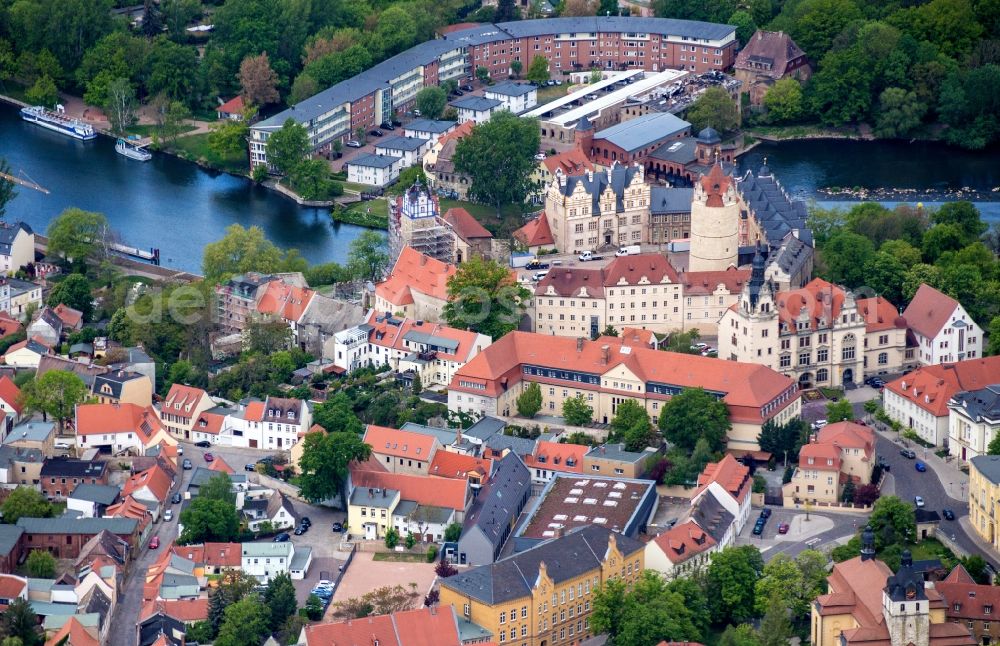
[575,114,595,157]
[689,162,740,272]
[883,550,931,646]
[388,181,453,265]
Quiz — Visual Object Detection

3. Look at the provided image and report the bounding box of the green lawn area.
[536,83,572,105]
[439,198,528,236]
[372,552,429,563]
[342,181,371,193]
[333,198,389,228]
[909,537,957,564]
[124,123,196,138]
[166,133,247,175]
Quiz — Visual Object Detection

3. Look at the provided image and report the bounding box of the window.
[878,352,888,365]
[500,612,506,624]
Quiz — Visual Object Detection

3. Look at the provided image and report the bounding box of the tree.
[510,60,522,78]
[841,480,856,504]
[347,230,389,283]
[313,393,363,434]
[25,75,58,108]
[563,0,597,15]
[199,473,237,507]
[718,624,761,646]
[162,0,201,38]
[875,88,926,138]
[186,621,214,644]
[609,399,654,451]
[988,434,1000,455]
[1,487,52,524]
[443,256,531,339]
[25,549,56,578]
[415,87,447,120]
[685,87,740,134]
[238,52,280,107]
[729,10,756,45]
[333,584,419,619]
[208,108,254,158]
[104,77,137,136]
[201,224,285,284]
[161,100,191,145]
[288,159,338,201]
[444,522,462,542]
[706,546,764,624]
[264,573,298,632]
[659,387,730,452]
[826,398,854,423]
[820,231,875,288]
[435,560,458,577]
[785,0,862,59]
[562,394,593,426]
[1,598,41,646]
[592,572,706,646]
[960,555,992,584]
[19,370,88,432]
[933,202,987,243]
[855,484,880,506]
[298,430,372,508]
[516,383,543,418]
[266,119,311,176]
[526,56,550,84]
[495,0,519,21]
[762,78,804,123]
[758,590,793,646]
[869,495,916,548]
[303,594,323,620]
[757,418,809,460]
[243,316,291,355]
[754,553,809,617]
[214,596,271,646]
[46,208,110,268]
[384,527,400,549]
[475,66,490,84]
[147,38,198,101]
[47,274,93,321]
[179,497,240,544]
[423,589,440,607]
[454,112,540,215]
[289,73,319,104]
[0,158,16,222]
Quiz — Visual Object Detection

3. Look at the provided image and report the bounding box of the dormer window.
[287,411,294,420]
[955,603,962,611]
[985,605,993,614]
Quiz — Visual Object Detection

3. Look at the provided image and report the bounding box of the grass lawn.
[818,387,845,400]
[439,198,528,236]
[372,552,430,563]
[333,198,389,228]
[124,124,196,138]
[342,181,371,193]
[166,133,247,175]
[535,83,572,105]
[909,537,957,564]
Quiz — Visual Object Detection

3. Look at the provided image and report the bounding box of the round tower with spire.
[689,162,740,272]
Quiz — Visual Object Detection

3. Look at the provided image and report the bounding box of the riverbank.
[331,200,388,229]
[744,123,875,143]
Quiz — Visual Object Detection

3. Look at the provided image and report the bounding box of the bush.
[435,561,458,578]
[752,474,767,494]
[426,544,438,563]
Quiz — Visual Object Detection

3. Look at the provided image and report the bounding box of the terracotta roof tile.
[816,422,875,457]
[428,450,493,481]
[53,303,84,329]
[257,281,315,322]
[364,425,439,461]
[542,147,594,176]
[44,616,98,646]
[0,575,25,600]
[938,565,1000,622]
[775,278,845,332]
[513,214,554,247]
[0,376,21,414]
[604,253,679,286]
[697,454,751,502]
[361,311,486,363]
[699,164,733,208]
[443,207,492,242]
[218,95,244,114]
[650,520,717,564]
[193,410,226,435]
[350,470,469,511]
[534,267,604,299]
[522,441,586,474]
[682,267,750,295]
[122,464,173,503]
[303,614,400,646]
[798,443,842,470]
[0,313,23,340]
[884,357,1000,417]
[375,247,455,307]
[76,403,164,443]
[141,597,210,623]
[903,283,967,340]
[857,296,904,333]
[163,384,210,412]
[209,456,235,474]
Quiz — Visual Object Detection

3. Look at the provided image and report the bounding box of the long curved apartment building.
[249,17,736,167]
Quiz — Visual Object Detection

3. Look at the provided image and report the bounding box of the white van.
[615,245,641,257]
[533,271,549,282]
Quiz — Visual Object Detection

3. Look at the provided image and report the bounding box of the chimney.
[382,488,387,498]
[601,345,610,365]
[577,337,584,352]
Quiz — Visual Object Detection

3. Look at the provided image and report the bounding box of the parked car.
[301,517,311,527]
[914,495,925,507]
[369,129,383,137]
[194,440,211,448]
[461,84,474,91]
[171,492,182,504]
[273,533,290,542]
[534,152,546,161]
[760,508,772,519]
[942,509,956,520]
[900,448,916,459]
[182,459,193,470]
[204,453,214,462]
[811,419,828,430]
[332,522,344,532]
[164,509,173,521]
[177,446,183,456]
[381,122,395,130]
[777,522,790,534]
[245,463,256,472]
[54,441,72,450]
[346,140,362,148]
[752,522,764,536]
[257,456,276,465]
[525,261,549,271]
[453,89,464,96]
[294,526,306,535]
[149,536,160,549]
[915,461,927,472]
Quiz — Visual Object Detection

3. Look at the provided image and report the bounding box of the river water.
[3,102,1000,274]
[0,105,365,273]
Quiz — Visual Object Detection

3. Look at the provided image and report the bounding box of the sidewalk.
[873,423,968,502]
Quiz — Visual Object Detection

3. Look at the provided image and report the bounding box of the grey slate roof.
[376,136,427,152]
[952,384,1000,422]
[7,278,39,297]
[487,82,537,97]
[496,16,735,41]
[593,112,690,153]
[972,455,1000,484]
[40,458,108,479]
[351,486,398,508]
[690,488,734,544]
[464,416,507,442]
[17,517,138,535]
[405,119,457,134]
[736,166,812,247]
[558,163,643,215]
[0,445,44,468]
[0,525,24,557]
[348,153,400,169]
[648,136,698,164]
[768,232,812,279]
[462,453,531,549]
[403,330,460,351]
[584,443,654,464]
[3,421,55,445]
[69,483,120,506]
[442,525,644,605]
[0,222,32,255]
[451,96,502,112]
[92,371,144,399]
[484,433,537,457]
[649,186,693,214]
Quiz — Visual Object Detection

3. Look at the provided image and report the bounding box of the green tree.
[0,157,16,221]
[762,78,804,123]
[987,433,1000,455]
[806,48,875,126]
[147,38,198,101]
[875,88,927,138]
[562,394,593,426]
[685,87,740,134]
[475,66,490,84]
[444,522,462,542]
[754,553,805,616]
[1,597,41,646]
[526,56,550,84]
[179,497,240,544]
[185,621,214,644]
[718,624,761,646]
[47,274,93,321]
[960,555,992,584]
[214,595,271,646]
[443,256,531,339]
[659,387,731,452]
[303,594,324,620]
[104,77,137,136]
[199,473,237,507]
[865,251,907,304]
[313,393,364,434]
[758,590,793,646]
[264,573,298,632]
[288,159,337,200]
[516,382,543,418]
[267,119,311,176]
[19,370,88,431]
[757,418,809,460]
[453,112,540,215]
[869,495,917,548]
[785,0,863,58]
[933,201,987,243]
[201,224,285,284]
[729,10,756,45]
[820,231,876,287]
[25,550,56,578]
[384,526,400,549]
[347,230,389,282]
[162,0,201,38]
[46,208,110,268]
[289,73,320,105]
[298,430,372,507]
[706,545,764,624]
[25,75,58,108]
[609,399,654,451]
[161,100,192,145]
[510,60,523,78]
[208,109,254,158]
[415,86,447,120]
[1,487,53,524]
[922,224,967,263]
[592,572,706,646]
[826,398,854,423]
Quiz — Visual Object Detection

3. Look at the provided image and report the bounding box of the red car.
[204,453,214,462]
[149,536,160,549]
[777,523,790,534]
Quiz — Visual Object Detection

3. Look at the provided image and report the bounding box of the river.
[0,105,365,273]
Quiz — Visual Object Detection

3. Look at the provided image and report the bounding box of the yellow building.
[969,455,1000,551]
[91,371,153,408]
[439,526,644,646]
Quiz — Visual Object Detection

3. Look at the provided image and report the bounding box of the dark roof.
[451,96,502,112]
[697,126,721,144]
[69,484,120,506]
[405,119,457,134]
[17,517,138,535]
[951,385,1000,422]
[465,416,507,441]
[558,163,644,215]
[886,551,927,602]
[768,232,812,278]
[484,433,536,457]
[648,136,698,164]
[376,136,427,152]
[348,153,400,169]
[649,187,693,214]
[92,371,144,399]
[914,509,941,523]
[41,458,108,478]
[734,30,807,80]
[442,525,644,605]
[0,525,24,557]
[37,356,108,387]
[971,455,1000,485]
[0,445,44,468]
[75,530,128,566]
[462,454,531,548]
[689,489,734,544]
[736,166,812,246]
[496,16,734,41]
[594,113,690,152]
[139,613,186,646]
[80,585,111,631]
[487,81,537,97]
[0,222,32,255]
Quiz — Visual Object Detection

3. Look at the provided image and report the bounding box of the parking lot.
[326,551,438,616]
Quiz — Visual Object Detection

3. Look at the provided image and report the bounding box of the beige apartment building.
[543,163,650,254]
[782,422,875,506]
[531,254,749,337]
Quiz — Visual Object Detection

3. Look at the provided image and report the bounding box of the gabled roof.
[208,455,235,474]
[69,483,120,506]
[405,119,457,135]
[16,517,138,536]
[376,246,455,306]
[857,296,905,333]
[513,213,555,248]
[92,370,146,400]
[461,453,530,548]
[798,443,842,471]
[376,135,428,152]
[486,81,537,97]
[774,277,845,331]
[0,376,21,414]
[734,30,807,79]
[44,616,98,646]
[451,96,502,112]
[348,153,401,169]
[365,425,439,461]
[542,147,594,177]
[649,186,693,214]
[53,304,84,329]
[429,451,493,481]
[534,267,604,299]
[523,441,586,474]
[950,384,1000,423]
[0,574,26,600]
[302,615,400,646]
[356,310,487,364]
[350,469,470,512]
[5,336,52,357]
[903,284,966,340]
[162,384,210,414]
[697,454,751,502]
[74,530,128,567]
[443,207,493,242]
[603,253,679,286]
[76,403,164,443]
[140,598,210,623]
[193,410,227,436]
[105,495,151,524]
[41,458,108,478]
[217,95,245,115]
[171,542,242,568]
[122,464,173,504]
[557,163,644,214]
[736,166,812,246]
[816,422,875,456]
[884,357,1000,417]
[650,520,717,564]
[257,280,315,323]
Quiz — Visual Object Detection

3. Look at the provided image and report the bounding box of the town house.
[903,284,984,366]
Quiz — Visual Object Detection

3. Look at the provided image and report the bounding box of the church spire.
[861,525,875,561]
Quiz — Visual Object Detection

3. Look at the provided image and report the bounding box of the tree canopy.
[608,399,655,451]
[658,387,731,452]
[202,224,305,284]
[1,487,53,525]
[453,111,541,215]
[298,429,372,507]
[19,370,89,432]
[46,208,111,269]
[443,256,531,340]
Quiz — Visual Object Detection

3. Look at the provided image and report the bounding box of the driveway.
[736,507,857,561]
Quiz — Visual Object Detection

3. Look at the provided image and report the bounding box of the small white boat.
[116,138,152,161]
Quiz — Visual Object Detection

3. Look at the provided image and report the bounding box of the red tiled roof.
[122,464,173,503]
[513,214,554,247]
[193,410,226,436]
[0,376,21,414]
[699,164,733,208]
[775,278,845,331]
[4,336,51,356]
[938,565,1000,622]
[429,451,493,481]
[734,30,807,80]
[163,384,210,414]
[697,454,751,502]
[217,95,244,115]
[302,607,461,646]
[44,616,98,646]
[141,598,210,623]
[818,556,893,626]
[375,246,455,307]
[436,120,473,147]
[0,575,25,600]
[364,425,438,461]
[883,356,1000,417]
[443,207,493,241]
[651,520,717,564]
[542,147,594,176]
[304,615,399,646]
[817,422,875,458]
[0,313,22,340]
[203,542,241,567]
[857,296,905,333]
[257,280,315,322]
[798,443,842,471]
[76,403,164,442]
[350,469,470,511]
[903,284,964,340]
[604,253,679,286]
[534,267,604,298]
[106,495,150,524]
[390,607,463,646]
[209,456,235,474]
[618,327,657,348]
[682,267,751,295]
[53,303,84,329]
[243,401,266,422]
[522,441,586,475]
[360,310,486,363]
